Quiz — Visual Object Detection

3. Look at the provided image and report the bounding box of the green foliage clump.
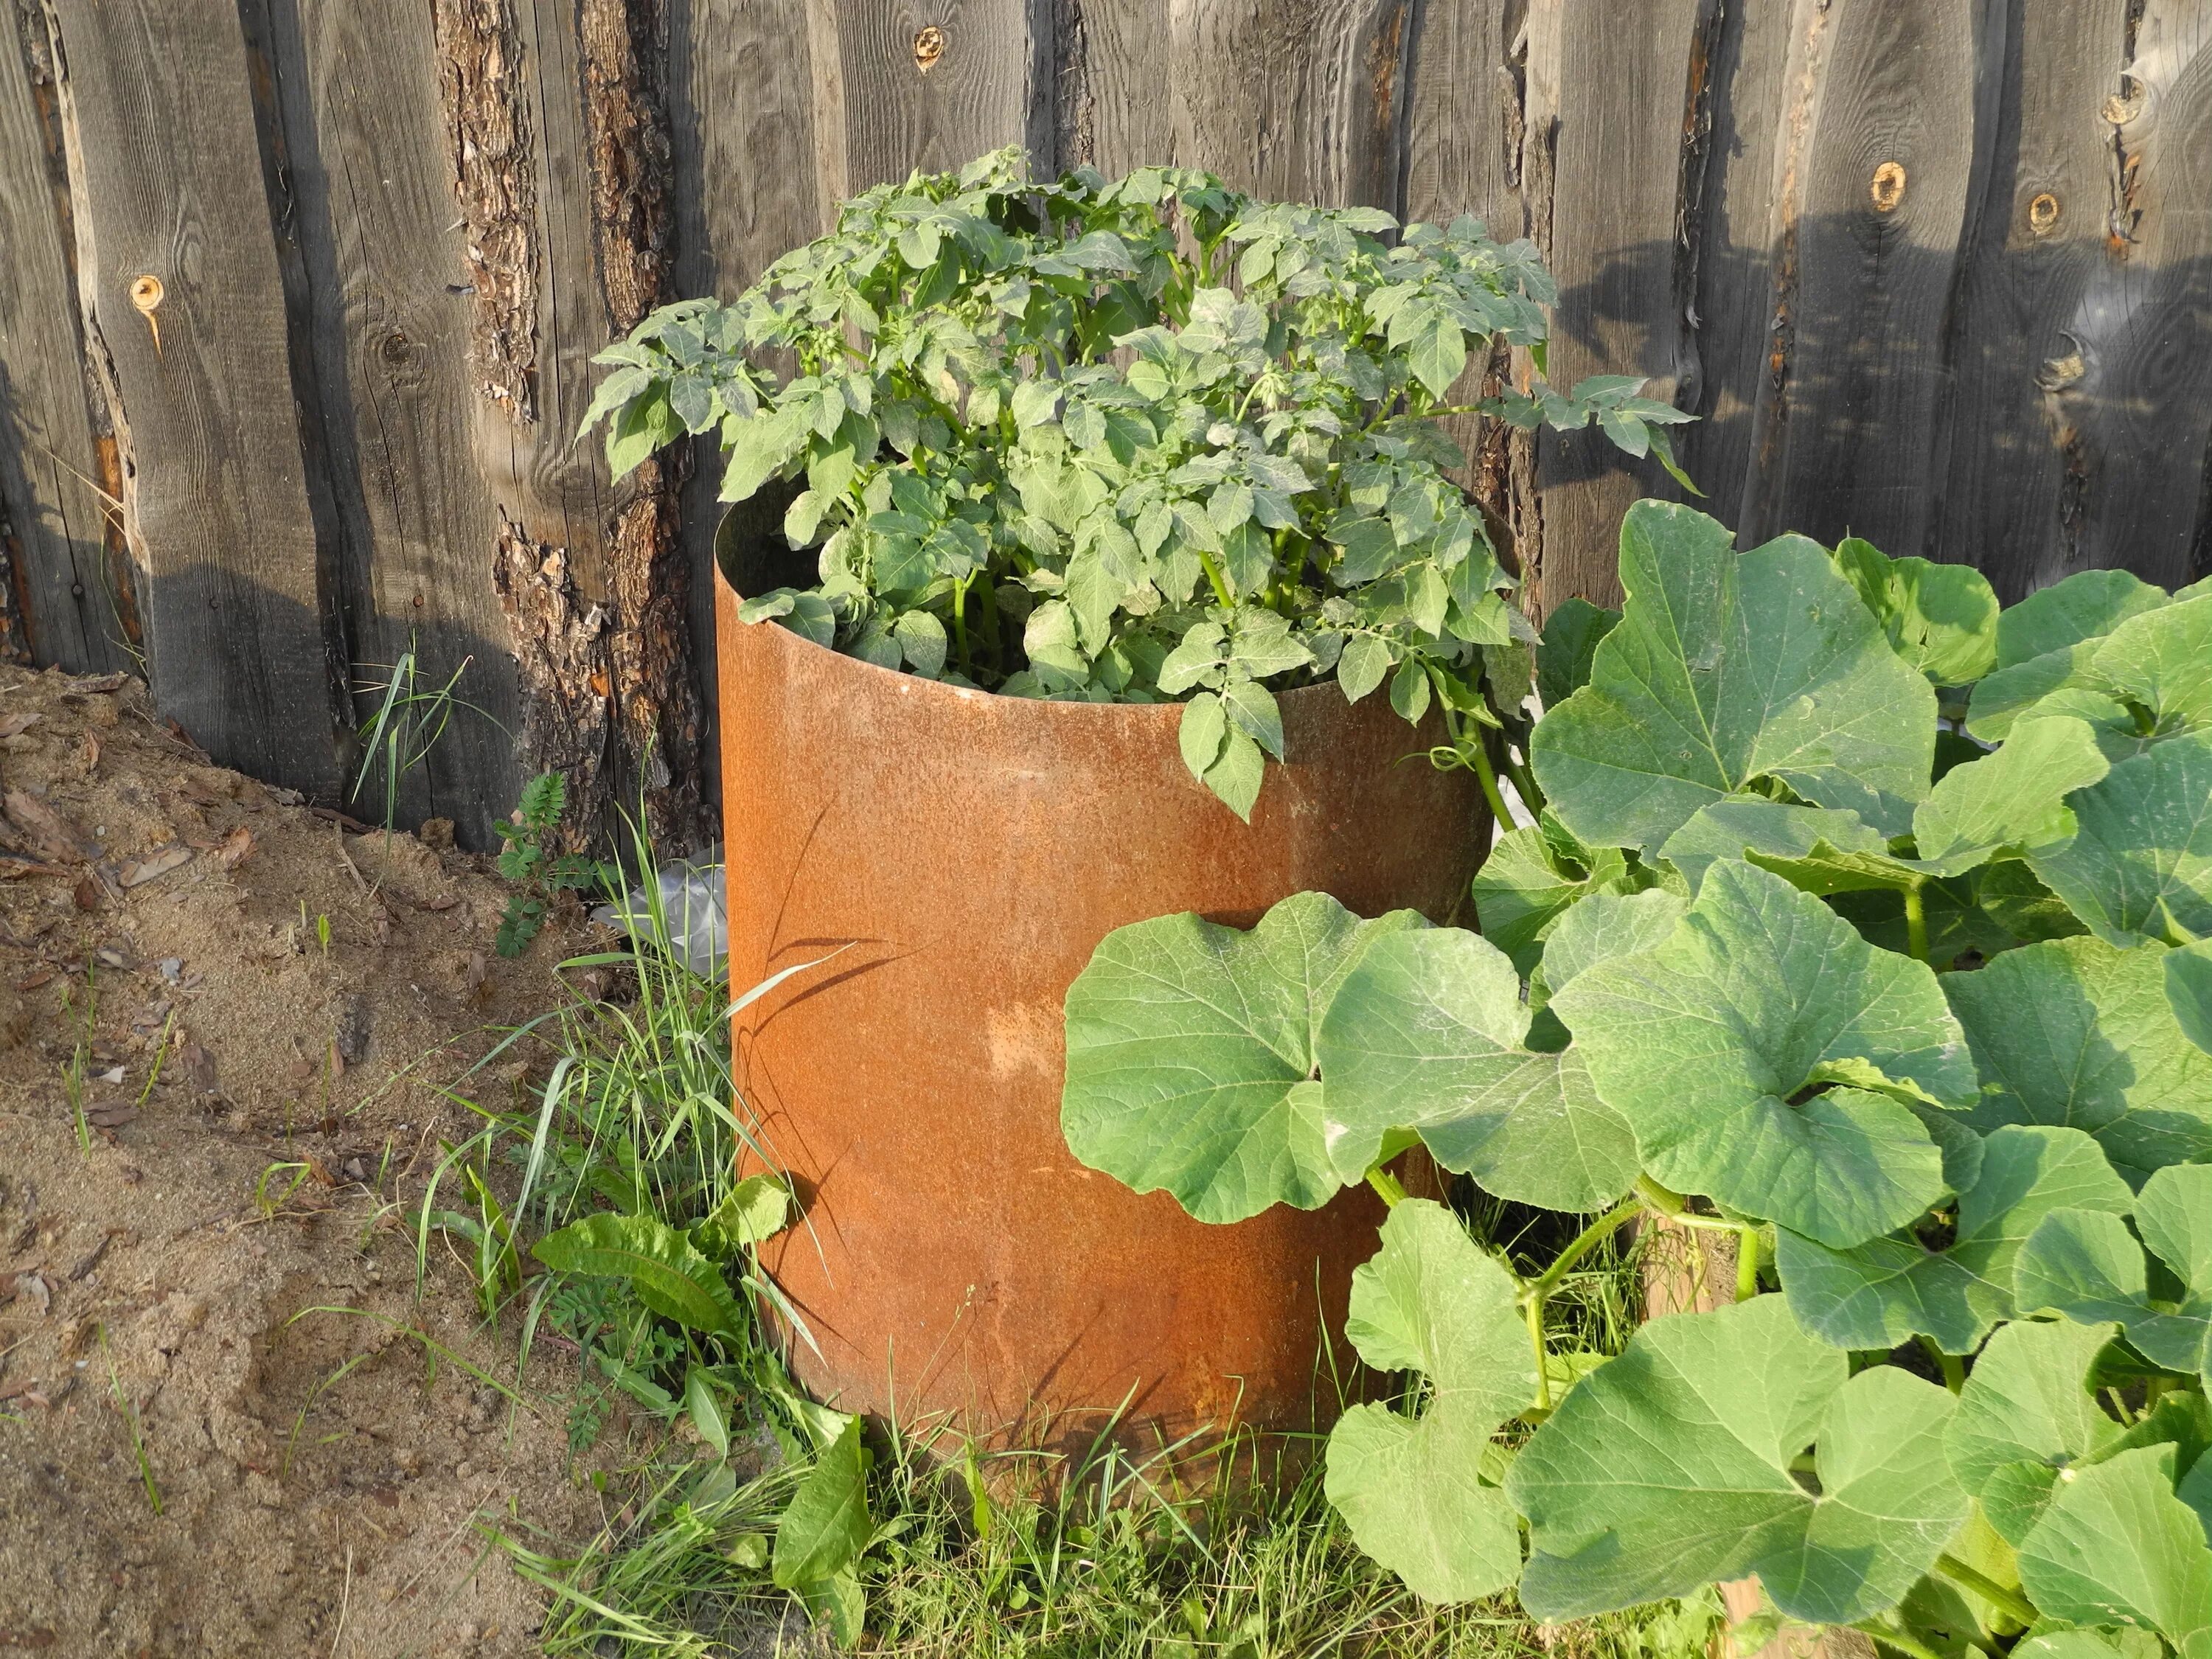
[1063,499,2212,1656]
[585,147,1686,818]
[493,771,594,956]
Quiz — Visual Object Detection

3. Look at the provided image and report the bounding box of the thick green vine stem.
[1931,1555,2039,1627]
[1364,1164,1407,1208]
[1852,1620,1953,1659]
[1734,1225,1760,1303]
[1902,879,1930,963]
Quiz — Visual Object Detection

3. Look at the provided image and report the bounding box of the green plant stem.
[1903,879,1930,963]
[1526,1295,1552,1413]
[1919,1335,1966,1393]
[1194,546,1236,610]
[1634,1175,1687,1214]
[1363,1164,1406,1208]
[949,576,973,674]
[1933,1554,2039,1627]
[1736,1225,1760,1302]
[1521,1197,1644,1307]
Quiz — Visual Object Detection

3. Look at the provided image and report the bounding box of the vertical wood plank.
[47,0,341,795]
[2025,0,2212,593]
[832,0,1049,190]
[1399,0,1520,232]
[1168,0,1413,206]
[0,2,130,673]
[669,0,827,773]
[1672,0,1795,531]
[1737,0,2000,556]
[256,0,524,844]
[1050,0,1171,175]
[1531,0,1719,608]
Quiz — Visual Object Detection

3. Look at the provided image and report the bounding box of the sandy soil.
[0,661,617,1657]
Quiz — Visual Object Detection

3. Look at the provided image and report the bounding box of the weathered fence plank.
[257,0,524,841]
[49,0,341,796]
[0,7,128,675]
[1737,0,2000,556]
[1531,0,1720,609]
[2,0,2208,840]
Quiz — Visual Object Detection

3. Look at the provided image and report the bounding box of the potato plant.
[1062,501,2212,1655]
[583,150,1685,819]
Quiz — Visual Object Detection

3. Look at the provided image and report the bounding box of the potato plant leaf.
[1509,1295,1967,1624]
[2027,732,2212,947]
[2014,1164,2212,1374]
[532,1211,745,1337]
[1551,859,1975,1247]
[1530,501,1936,852]
[1060,892,1423,1222]
[1947,936,2212,1186]
[1322,1200,1534,1603]
[2016,1446,2212,1659]
[1315,928,1638,1211]
[1776,1125,2134,1354]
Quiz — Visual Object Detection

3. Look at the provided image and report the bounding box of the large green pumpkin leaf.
[1833,537,1999,685]
[1946,936,2212,1186]
[1946,1316,2122,1546]
[1323,1199,1534,1604]
[532,1211,745,1337]
[1060,892,1423,1222]
[1469,815,1641,978]
[1534,888,1689,1003]
[1967,570,2170,742]
[2078,594,2212,742]
[1529,501,1936,852]
[2015,1165,2212,1374]
[2017,1445,2212,1659]
[1537,597,1620,712]
[1551,859,1975,1247]
[2169,939,2212,1057]
[1776,1125,2133,1354]
[1316,929,1638,1211]
[2028,732,2212,946]
[1508,1295,1967,1624]
[1658,800,1887,894]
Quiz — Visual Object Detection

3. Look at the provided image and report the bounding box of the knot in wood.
[913,24,946,72]
[1869,161,1906,214]
[128,274,163,313]
[2027,192,2061,234]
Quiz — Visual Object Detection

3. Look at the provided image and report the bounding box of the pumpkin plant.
[583,149,1686,819]
[1062,499,2212,1653]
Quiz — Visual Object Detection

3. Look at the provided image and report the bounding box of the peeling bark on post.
[432,0,538,424]
[493,514,611,848]
[582,0,706,848]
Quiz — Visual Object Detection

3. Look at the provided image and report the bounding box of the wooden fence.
[1,0,2208,848]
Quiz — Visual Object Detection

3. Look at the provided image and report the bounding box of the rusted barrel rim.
[712,554,1361,732]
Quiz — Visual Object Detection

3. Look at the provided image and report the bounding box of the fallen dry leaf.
[118,845,191,887]
[13,970,55,992]
[0,712,40,739]
[211,824,254,868]
[175,1042,218,1095]
[84,1103,139,1130]
[0,857,70,881]
[0,787,88,863]
[76,672,129,692]
[72,872,100,911]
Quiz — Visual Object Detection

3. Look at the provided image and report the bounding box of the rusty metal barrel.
[714,538,1486,1446]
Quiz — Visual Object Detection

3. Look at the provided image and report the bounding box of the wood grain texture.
[1399,0,1520,232]
[1673,0,1796,529]
[1739,0,2000,557]
[257,0,524,846]
[47,0,341,794]
[669,0,826,778]
[0,1,129,673]
[1049,0,1171,175]
[1532,0,1719,608]
[1169,0,1414,205]
[832,0,1049,190]
[2048,0,2212,593]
